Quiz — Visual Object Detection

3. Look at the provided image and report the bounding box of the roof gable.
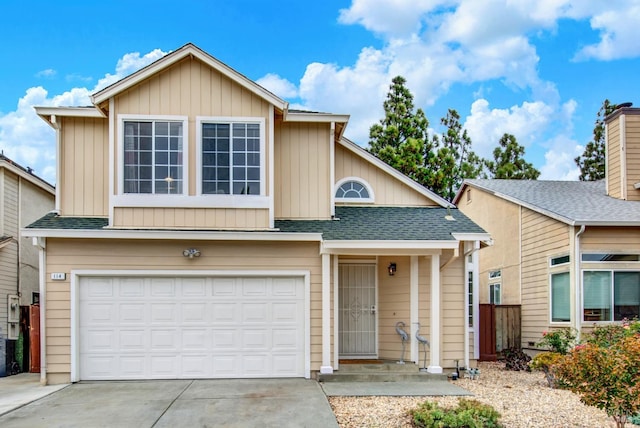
[91,43,287,111]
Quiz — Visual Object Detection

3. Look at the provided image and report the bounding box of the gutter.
[574,225,586,340]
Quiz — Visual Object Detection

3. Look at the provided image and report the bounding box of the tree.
[574,100,617,181]
[426,109,485,201]
[368,76,429,183]
[486,133,540,179]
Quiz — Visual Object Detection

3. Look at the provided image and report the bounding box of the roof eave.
[283,111,350,124]
[34,106,105,128]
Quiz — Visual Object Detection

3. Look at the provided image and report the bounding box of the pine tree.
[486,133,540,179]
[574,100,617,181]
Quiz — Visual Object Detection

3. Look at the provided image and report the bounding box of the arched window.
[335,178,374,203]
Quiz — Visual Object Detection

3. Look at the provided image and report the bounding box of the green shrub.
[412,398,502,428]
[537,328,577,354]
[529,351,565,388]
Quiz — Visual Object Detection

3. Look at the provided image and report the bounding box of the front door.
[339,264,377,358]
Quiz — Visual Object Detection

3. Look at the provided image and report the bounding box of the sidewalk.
[0,373,68,416]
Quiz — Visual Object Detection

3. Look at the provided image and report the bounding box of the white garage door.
[79,276,305,380]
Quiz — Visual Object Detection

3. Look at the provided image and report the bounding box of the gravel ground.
[328,362,621,428]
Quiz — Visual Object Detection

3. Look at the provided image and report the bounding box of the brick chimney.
[605,103,640,201]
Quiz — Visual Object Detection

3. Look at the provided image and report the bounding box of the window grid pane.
[202,123,231,194]
[336,181,370,199]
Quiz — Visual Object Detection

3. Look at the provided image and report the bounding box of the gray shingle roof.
[275,206,486,240]
[27,207,486,241]
[464,179,640,225]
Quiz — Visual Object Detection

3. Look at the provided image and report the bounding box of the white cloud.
[255,73,298,99]
[539,135,582,180]
[35,69,56,78]
[0,49,168,184]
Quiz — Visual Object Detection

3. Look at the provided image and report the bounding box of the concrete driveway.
[0,378,338,428]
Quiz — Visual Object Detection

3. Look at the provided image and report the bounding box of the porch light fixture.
[182,248,201,259]
[388,263,397,276]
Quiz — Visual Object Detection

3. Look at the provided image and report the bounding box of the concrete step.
[319,363,449,382]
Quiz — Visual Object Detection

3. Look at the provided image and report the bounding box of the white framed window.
[489,270,501,280]
[550,272,570,323]
[195,117,268,206]
[489,283,501,305]
[550,255,570,266]
[335,177,374,203]
[582,253,640,262]
[120,116,188,195]
[583,270,640,322]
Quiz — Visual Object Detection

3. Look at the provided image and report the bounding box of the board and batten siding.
[334,144,437,207]
[112,207,269,229]
[520,207,570,347]
[624,114,640,201]
[274,121,331,219]
[606,117,622,199]
[42,239,324,384]
[458,187,521,304]
[58,117,109,217]
[441,249,466,365]
[377,256,412,360]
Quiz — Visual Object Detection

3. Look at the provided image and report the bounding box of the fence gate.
[479,304,521,361]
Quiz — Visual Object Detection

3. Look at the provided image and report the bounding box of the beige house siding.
[274,121,331,219]
[377,256,411,360]
[59,117,109,217]
[0,170,19,338]
[441,250,466,365]
[625,115,640,201]
[42,239,323,382]
[335,144,437,207]
[581,226,640,251]
[520,208,570,347]
[458,187,521,304]
[607,117,621,198]
[112,207,269,229]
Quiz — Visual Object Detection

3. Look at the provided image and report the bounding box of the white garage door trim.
[70,269,311,382]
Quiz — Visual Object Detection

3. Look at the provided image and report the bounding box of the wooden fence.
[479,304,521,361]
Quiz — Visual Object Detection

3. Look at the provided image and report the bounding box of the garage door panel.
[80,276,305,380]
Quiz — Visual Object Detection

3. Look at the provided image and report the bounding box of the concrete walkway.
[321,380,473,396]
[0,378,338,428]
[0,373,68,416]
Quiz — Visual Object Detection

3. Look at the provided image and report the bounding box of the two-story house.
[0,155,55,376]
[26,44,489,385]
[456,103,640,352]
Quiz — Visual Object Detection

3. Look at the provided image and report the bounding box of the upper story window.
[489,270,501,279]
[123,120,185,194]
[550,255,570,266]
[335,177,374,203]
[197,117,265,197]
[582,253,640,262]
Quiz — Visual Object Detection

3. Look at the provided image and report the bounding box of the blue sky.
[2,0,640,185]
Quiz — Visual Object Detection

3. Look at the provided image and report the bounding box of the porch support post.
[320,253,333,374]
[428,254,443,373]
[410,256,419,363]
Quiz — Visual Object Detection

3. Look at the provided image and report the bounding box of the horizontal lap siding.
[520,208,569,347]
[60,117,109,216]
[0,171,18,337]
[43,239,323,381]
[442,250,465,365]
[581,227,640,251]
[334,145,436,206]
[607,118,621,198]
[112,207,269,229]
[274,121,331,219]
[625,115,640,201]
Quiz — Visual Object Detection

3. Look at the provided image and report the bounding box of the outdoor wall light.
[182,248,201,259]
[388,262,397,276]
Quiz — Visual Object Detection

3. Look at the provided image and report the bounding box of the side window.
[551,272,570,322]
[335,178,374,203]
[489,283,501,305]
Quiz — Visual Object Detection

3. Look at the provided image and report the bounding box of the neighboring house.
[0,155,55,375]
[25,43,489,385]
[455,104,640,351]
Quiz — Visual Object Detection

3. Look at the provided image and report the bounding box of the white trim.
[92,44,287,110]
[284,111,350,123]
[35,237,47,383]
[334,176,375,204]
[472,241,480,361]
[330,123,336,217]
[323,241,454,251]
[333,255,339,370]
[35,107,104,127]
[70,269,312,381]
[452,232,491,242]
[50,115,61,212]
[22,227,322,241]
[116,114,189,196]
[113,194,270,209]
[269,106,275,228]
[320,254,333,373]
[338,138,454,208]
[427,254,442,373]
[410,256,419,363]
[108,98,115,226]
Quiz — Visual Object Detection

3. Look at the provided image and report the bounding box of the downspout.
[33,237,46,384]
[50,115,61,213]
[574,225,586,341]
[462,242,483,369]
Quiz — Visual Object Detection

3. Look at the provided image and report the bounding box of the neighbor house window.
[489,270,501,280]
[551,272,570,322]
[550,255,570,266]
[335,178,374,203]
[583,270,640,321]
[489,283,501,305]
[201,122,261,195]
[123,120,184,194]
